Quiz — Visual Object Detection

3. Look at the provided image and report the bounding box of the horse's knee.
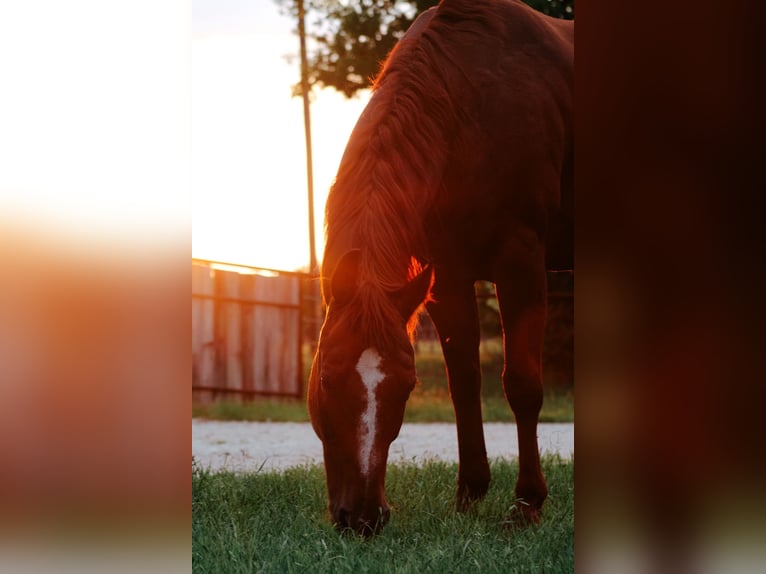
[444,354,482,398]
[502,362,543,415]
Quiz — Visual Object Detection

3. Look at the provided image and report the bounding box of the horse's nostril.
[333,507,351,529]
[333,506,391,536]
[357,507,391,537]
[357,519,376,538]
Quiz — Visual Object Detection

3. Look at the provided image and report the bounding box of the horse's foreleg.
[426,278,490,510]
[495,267,548,525]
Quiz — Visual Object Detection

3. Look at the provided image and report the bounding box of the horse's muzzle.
[332,505,390,537]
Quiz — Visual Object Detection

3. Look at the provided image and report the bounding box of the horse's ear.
[330,249,362,306]
[395,263,433,320]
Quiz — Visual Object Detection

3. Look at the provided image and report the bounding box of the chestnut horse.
[308,0,573,536]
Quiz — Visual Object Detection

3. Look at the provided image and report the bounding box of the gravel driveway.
[193,420,574,473]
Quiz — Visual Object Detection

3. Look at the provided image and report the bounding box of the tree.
[279,0,574,98]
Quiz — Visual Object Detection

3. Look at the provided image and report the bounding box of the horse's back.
[324,0,574,285]
[424,0,574,276]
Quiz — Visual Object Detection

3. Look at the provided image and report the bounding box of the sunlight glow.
[192,31,369,272]
[1,1,188,246]
[208,262,277,277]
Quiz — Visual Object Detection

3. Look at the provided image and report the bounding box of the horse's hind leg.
[426,275,490,510]
[495,263,549,525]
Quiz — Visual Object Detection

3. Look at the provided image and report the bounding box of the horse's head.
[308,249,432,536]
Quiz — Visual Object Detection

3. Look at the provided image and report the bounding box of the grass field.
[193,343,573,423]
[192,455,573,573]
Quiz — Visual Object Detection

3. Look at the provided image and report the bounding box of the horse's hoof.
[456,495,476,513]
[502,500,542,530]
[456,486,488,512]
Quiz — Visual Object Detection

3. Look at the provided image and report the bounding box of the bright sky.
[0,1,362,270]
[0,1,190,252]
[192,0,370,271]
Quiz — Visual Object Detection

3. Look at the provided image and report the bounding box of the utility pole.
[296,0,321,352]
[297,0,317,278]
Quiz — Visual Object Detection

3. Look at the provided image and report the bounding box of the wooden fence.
[192,259,313,402]
[192,260,572,400]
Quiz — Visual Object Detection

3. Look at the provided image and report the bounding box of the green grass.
[192,455,573,573]
[193,343,573,423]
[408,347,572,423]
[193,399,310,422]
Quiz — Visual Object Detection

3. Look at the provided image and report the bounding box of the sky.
[0,0,367,272]
[0,1,190,251]
[191,0,370,271]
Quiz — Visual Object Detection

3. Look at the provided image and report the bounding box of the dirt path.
[193,421,574,472]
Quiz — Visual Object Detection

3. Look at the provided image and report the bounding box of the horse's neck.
[324,237,414,296]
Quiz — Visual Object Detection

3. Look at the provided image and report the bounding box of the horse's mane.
[322,0,508,349]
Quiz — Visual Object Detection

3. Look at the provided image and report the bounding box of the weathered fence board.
[191,265,216,390]
[192,260,305,402]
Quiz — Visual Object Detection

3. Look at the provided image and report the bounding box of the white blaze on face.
[355,347,386,477]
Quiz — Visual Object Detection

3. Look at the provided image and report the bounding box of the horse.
[308,0,573,536]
